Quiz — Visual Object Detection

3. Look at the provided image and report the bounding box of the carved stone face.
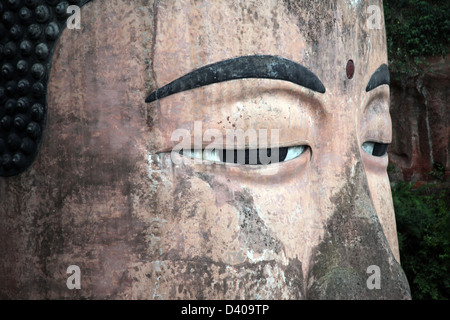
[0,0,410,299]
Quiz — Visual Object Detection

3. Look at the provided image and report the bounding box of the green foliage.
[387,162,398,174]
[428,162,446,181]
[384,0,450,76]
[392,181,450,299]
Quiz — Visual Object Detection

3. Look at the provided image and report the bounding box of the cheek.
[153,163,246,265]
[150,152,322,273]
[249,178,312,260]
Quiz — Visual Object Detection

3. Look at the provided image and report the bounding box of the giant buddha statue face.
[0,0,410,299]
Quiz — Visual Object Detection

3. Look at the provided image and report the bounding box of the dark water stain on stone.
[172,172,195,218]
[284,257,305,299]
[232,189,283,255]
[282,0,337,44]
[306,161,411,299]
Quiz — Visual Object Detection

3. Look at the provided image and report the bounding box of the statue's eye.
[362,141,389,157]
[180,146,307,164]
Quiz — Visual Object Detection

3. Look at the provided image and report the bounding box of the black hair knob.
[35,5,50,23]
[12,152,27,169]
[28,24,42,39]
[2,153,13,170]
[32,82,44,97]
[45,22,60,41]
[17,79,30,95]
[1,116,13,130]
[7,133,21,150]
[16,97,29,113]
[26,121,41,139]
[30,103,44,121]
[5,81,17,96]
[18,6,33,24]
[4,99,17,114]
[4,42,17,59]
[56,1,70,19]
[35,43,49,60]
[17,60,29,75]
[14,114,29,131]
[19,40,33,56]
[20,137,35,155]
[7,0,22,11]
[2,11,15,28]
[1,63,15,80]
[31,63,45,79]
[9,24,23,40]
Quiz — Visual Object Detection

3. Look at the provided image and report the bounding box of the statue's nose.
[306,156,411,299]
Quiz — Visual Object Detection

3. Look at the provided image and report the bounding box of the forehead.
[45,0,390,157]
[153,0,387,96]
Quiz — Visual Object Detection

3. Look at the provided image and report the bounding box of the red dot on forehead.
[346,59,354,79]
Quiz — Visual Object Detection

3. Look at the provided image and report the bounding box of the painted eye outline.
[361,141,389,157]
[179,145,308,165]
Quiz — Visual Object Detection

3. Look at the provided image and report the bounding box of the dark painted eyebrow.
[145,55,325,103]
[365,64,390,92]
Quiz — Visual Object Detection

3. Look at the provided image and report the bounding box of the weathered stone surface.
[307,162,410,299]
[0,0,410,299]
[389,55,449,182]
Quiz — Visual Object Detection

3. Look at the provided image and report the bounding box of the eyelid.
[361,89,392,146]
[362,87,390,115]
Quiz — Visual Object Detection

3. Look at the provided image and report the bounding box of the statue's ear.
[0,0,92,177]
